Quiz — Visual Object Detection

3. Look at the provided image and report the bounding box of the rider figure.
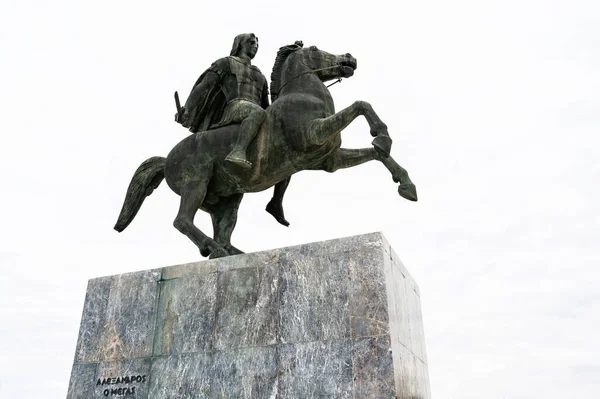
[177,33,266,169]
[175,33,291,225]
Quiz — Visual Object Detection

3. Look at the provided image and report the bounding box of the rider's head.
[230,33,259,60]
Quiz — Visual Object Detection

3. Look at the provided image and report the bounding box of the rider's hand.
[175,107,186,124]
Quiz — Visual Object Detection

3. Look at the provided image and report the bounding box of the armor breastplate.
[223,57,266,105]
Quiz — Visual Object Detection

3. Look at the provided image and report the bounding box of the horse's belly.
[209,164,290,196]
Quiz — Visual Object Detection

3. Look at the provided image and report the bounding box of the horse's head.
[271,42,358,102]
[292,45,357,81]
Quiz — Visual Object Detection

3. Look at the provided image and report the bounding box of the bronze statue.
[175,33,292,226]
[115,41,417,259]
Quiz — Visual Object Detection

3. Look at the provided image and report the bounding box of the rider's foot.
[266,200,290,227]
[226,150,252,169]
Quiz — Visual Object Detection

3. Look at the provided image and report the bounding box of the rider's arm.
[185,71,220,107]
[183,58,229,111]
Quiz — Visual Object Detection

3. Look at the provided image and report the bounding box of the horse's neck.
[280,70,331,103]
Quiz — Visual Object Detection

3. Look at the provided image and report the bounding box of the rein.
[276,65,343,94]
[327,78,342,88]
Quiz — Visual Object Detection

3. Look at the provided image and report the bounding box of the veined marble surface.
[68,232,430,398]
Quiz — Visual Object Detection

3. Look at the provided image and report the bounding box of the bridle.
[327,78,342,88]
[276,64,344,95]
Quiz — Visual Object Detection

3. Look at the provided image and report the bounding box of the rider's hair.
[230,33,258,57]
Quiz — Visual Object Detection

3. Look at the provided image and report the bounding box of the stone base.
[68,232,431,398]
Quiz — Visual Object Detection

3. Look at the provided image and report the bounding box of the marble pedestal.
[68,232,430,398]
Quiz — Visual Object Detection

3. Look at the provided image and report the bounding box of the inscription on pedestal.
[96,375,147,397]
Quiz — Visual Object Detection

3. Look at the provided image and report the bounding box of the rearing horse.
[114,43,417,258]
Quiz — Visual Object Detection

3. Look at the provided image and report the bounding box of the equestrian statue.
[114,34,418,259]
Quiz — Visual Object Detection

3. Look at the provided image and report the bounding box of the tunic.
[182,56,269,132]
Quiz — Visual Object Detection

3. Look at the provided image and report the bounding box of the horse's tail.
[114,156,166,232]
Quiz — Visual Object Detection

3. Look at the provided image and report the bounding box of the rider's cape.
[181,58,229,133]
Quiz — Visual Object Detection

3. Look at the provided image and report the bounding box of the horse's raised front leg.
[307,101,392,156]
[206,194,244,257]
[173,178,228,258]
[320,148,377,171]
[376,152,418,201]
[319,148,418,201]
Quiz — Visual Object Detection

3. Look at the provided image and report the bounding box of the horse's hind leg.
[173,179,228,258]
[208,194,244,256]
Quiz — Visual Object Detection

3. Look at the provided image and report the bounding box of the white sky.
[1,0,599,397]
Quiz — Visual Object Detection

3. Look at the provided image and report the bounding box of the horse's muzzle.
[339,55,357,78]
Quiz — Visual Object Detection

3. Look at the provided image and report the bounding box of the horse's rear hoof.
[398,184,418,201]
[200,247,211,257]
[201,245,228,258]
[372,135,392,158]
[225,244,245,255]
[209,247,229,259]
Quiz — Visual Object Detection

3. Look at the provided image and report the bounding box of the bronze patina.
[115,39,417,258]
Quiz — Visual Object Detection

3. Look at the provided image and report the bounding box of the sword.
[174,91,183,122]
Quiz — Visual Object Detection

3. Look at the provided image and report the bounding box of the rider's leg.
[226,109,267,169]
[266,177,291,226]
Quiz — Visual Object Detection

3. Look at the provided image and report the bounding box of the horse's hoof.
[200,247,211,257]
[398,184,418,201]
[209,247,229,259]
[225,245,245,255]
[372,135,392,158]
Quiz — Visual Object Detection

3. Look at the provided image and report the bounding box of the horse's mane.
[270,41,304,103]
